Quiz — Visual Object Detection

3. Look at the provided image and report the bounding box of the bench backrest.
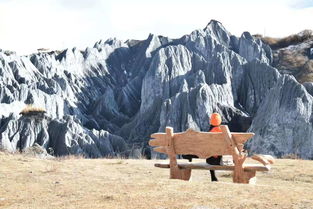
[149,125,254,159]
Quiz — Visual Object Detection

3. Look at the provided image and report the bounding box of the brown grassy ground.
[259,30,312,50]
[1,152,313,209]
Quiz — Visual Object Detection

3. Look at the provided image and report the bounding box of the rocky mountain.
[0,20,312,159]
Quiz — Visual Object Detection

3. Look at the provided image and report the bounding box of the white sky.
[0,0,312,55]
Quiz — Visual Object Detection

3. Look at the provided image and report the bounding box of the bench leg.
[244,170,257,184]
[170,166,192,181]
[233,170,256,184]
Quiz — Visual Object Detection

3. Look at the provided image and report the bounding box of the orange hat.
[210,113,221,126]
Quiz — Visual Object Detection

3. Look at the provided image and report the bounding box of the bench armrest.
[251,155,275,166]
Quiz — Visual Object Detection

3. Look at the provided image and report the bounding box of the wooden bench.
[149,125,274,184]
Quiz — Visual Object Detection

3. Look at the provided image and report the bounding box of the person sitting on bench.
[182,113,223,181]
[206,113,223,181]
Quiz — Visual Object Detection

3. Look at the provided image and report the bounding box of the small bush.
[19,105,46,115]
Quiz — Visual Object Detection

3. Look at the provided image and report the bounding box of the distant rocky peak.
[204,19,228,32]
[241,31,254,40]
[238,31,273,64]
[203,19,231,46]
[145,34,162,58]
[104,37,123,46]
[181,20,234,59]
[93,38,127,50]
[56,47,82,62]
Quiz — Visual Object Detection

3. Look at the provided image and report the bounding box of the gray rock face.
[0,20,312,159]
[303,82,313,96]
[238,32,273,64]
[0,113,127,158]
[248,75,313,159]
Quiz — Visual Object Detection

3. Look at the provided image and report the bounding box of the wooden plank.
[243,170,256,184]
[149,133,167,146]
[153,146,167,154]
[220,125,248,183]
[232,133,254,144]
[264,155,275,164]
[244,164,270,172]
[171,128,254,158]
[155,162,235,170]
[154,162,270,172]
[172,128,232,158]
[166,127,189,180]
[252,155,275,165]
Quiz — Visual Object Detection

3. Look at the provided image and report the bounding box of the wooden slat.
[232,133,254,144]
[252,155,275,165]
[149,138,166,147]
[153,146,167,154]
[244,164,270,172]
[262,155,275,164]
[154,162,270,172]
[149,133,167,146]
[220,125,250,183]
[155,163,235,170]
[172,128,231,158]
[171,128,254,159]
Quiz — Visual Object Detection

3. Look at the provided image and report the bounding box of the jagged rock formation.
[0,113,127,157]
[1,20,313,159]
[248,75,313,158]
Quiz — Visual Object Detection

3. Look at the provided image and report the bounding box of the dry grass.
[275,49,308,70]
[296,60,313,83]
[1,152,313,209]
[260,30,313,50]
[258,30,313,83]
[19,105,46,115]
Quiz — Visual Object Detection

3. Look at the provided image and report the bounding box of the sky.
[0,0,312,55]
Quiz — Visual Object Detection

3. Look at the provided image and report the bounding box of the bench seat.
[154,162,270,172]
